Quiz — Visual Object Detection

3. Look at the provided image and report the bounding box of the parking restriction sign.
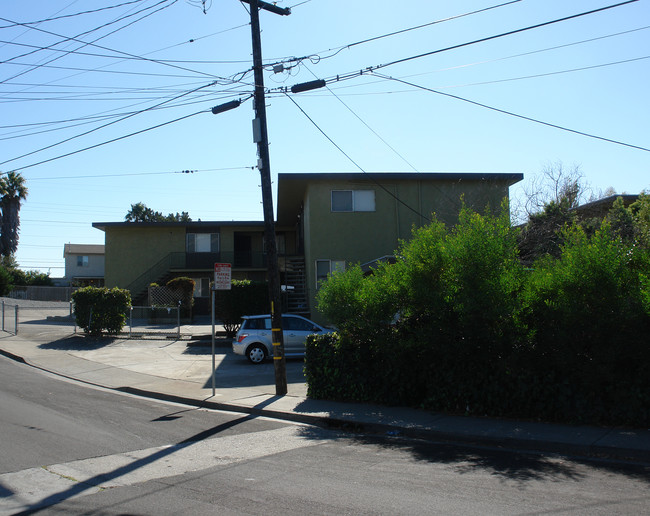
[214,263,231,290]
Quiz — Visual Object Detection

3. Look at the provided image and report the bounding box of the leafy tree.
[0,265,12,296]
[517,195,577,265]
[512,160,587,224]
[520,221,650,422]
[24,270,54,286]
[125,202,191,222]
[629,191,650,248]
[0,171,28,257]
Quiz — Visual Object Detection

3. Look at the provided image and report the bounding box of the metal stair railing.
[125,252,186,301]
[284,256,308,313]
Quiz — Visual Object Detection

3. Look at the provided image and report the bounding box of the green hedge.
[72,287,131,336]
[309,202,650,427]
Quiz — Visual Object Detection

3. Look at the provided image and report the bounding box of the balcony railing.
[169,251,268,270]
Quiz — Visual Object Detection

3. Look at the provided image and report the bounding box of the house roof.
[92,220,265,231]
[572,194,639,218]
[63,244,104,256]
[276,172,524,225]
[92,172,524,230]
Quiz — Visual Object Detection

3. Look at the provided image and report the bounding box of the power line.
[336,0,522,56]
[0,0,149,28]
[0,57,219,80]
[302,64,419,173]
[0,92,226,140]
[438,55,650,89]
[273,1,642,94]
[0,81,221,166]
[0,88,246,131]
[374,73,650,153]
[374,0,640,72]
[284,92,431,222]
[26,166,254,181]
[262,1,523,74]
[288,24,650,97]
[0,0,181,84]
[6,108,209,173]
[0,1,239,86]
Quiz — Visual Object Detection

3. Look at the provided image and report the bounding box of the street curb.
[117,387,650,464]
[0,347,26,364]
[3,347,649,465]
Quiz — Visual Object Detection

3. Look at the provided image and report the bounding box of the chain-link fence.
[0,299,74,336]
[0,299,183,339]
[127,306,181,338]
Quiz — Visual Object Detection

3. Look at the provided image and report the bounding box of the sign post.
[211,263,232,396]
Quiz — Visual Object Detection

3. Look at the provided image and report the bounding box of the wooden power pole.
[246,0,290,395]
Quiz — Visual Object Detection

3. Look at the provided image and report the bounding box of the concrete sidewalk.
[1,323,649,464]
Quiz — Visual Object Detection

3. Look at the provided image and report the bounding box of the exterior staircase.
[283,257,309,315]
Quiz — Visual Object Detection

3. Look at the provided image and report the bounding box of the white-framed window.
[186,233,219,253]
[194,277,210,298]
[77,255,89,267]
[315,259,345,288]
[331,190,375,212]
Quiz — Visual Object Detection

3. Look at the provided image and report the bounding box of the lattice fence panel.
[148,286,183,307]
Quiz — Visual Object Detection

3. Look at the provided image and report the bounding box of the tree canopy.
[125,202,191,222]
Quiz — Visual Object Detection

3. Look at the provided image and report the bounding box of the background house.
[94,172,522,318]
[63,244,105,287]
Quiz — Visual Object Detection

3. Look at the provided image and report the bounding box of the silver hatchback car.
[233,314,331,364]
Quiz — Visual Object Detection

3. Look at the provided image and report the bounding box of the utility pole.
[247,0,290,395]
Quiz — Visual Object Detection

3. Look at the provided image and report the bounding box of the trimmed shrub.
[166,276,195,317]
[72,287,131,336]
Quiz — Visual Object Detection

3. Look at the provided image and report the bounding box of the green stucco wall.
[104,226,186,288]
[303,177,512,322]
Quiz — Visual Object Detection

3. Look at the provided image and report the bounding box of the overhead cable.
[372,0,639,72]
[0,0,148,28]
[6,109,208,173]
[284,92,431,222]
[373,73,650,153]
[0,81,221,166]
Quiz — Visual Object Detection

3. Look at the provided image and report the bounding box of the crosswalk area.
[0,425,323,514]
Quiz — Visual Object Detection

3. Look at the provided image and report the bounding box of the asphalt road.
[1,356,649,515]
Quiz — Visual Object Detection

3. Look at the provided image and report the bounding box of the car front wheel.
[246,344,267,364]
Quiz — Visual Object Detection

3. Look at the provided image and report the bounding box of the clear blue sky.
[1,0,648,275]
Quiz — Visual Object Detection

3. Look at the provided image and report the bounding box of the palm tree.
[0,171,28,257]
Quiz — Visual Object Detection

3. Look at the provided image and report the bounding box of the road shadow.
[16,413,257,514]
[183,338,232,352]
[38,335,120,351]
[294,416,650,485]
[198,351,307,390]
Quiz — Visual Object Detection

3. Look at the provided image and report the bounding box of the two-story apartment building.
[93,172,522,318]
